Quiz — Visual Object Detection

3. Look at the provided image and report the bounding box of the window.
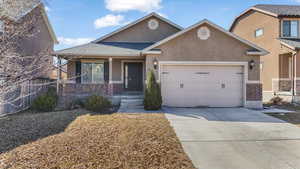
[255,28,264,37]
[81,62,104,83]
[282,20,299,37]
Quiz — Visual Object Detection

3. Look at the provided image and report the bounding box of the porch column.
[109,57,113,84]
[108,57,113,96]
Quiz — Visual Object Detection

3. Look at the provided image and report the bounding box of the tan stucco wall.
[231,10,294,91]
[279,53,291,79]
[146,23,261,81]
[112,59,122,81]
[296,52,300,77]
[102,16,181,42]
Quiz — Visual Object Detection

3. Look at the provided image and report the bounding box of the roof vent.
[197,26,210,40]
[148,19,159,30]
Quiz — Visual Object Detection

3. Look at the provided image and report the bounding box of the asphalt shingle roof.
[279,38,300,50]
[0,0,41,21]
[54,42,155,57]
[254,4,300,16]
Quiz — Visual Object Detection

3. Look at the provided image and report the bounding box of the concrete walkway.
[165,108,300,169]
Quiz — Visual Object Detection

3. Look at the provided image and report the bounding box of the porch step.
[118,95,144,100]
[118,94,145,112]
[121,99,143,106]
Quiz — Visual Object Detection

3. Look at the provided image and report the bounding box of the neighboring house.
[0,0,58,78]
[0,0,58,115]
[230,4,300,102]
[55,13,267,108]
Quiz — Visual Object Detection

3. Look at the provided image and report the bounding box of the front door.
[124,62,143,91]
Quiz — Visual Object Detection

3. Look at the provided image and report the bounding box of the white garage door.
[161,65,244,107]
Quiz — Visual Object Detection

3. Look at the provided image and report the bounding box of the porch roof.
[54,42,155,58]
[279,38,300,51]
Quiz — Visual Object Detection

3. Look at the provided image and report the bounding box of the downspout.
[292,51,297,101]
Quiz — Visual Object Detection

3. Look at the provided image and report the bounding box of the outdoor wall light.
[153,58,158,70]
[249,60,255,70]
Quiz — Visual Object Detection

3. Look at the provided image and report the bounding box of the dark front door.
[124,62,143,91]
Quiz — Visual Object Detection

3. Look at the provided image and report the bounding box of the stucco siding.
[112,59,122,81]
[102,16,181,42]
[231,10,282,91]
[147,23,260,81]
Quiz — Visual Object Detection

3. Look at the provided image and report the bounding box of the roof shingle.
[254,4,300,16]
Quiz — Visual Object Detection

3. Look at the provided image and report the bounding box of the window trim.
[255,28,264,38]
[81,62,105,84]
[281,20,299,38]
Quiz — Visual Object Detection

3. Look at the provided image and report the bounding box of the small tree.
[144,70,162,110]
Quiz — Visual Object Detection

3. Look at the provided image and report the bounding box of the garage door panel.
[161,65,243,107]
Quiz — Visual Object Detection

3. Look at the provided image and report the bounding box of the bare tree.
[0,0,53,112]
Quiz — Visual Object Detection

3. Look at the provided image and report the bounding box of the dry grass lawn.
[264,103,300,127]
[0,110,195,169]
[268,113,300,127]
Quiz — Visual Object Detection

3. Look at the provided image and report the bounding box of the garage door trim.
[158,61,249,107]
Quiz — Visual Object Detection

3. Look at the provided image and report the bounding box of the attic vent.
[197,26,210,40]
[148,19,159,30]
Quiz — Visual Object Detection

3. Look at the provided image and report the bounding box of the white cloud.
[45,6,51,12]
[94,14,125,29]
[105,0,162,12]
[58,37,93,46]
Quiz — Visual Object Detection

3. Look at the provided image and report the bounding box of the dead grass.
[264,102,300,127]
[0,111,195,169]
[268,113,300,127]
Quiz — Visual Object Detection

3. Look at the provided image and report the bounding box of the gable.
[98,14,182,43]
[157,23,258,60]
[144,20,268,56]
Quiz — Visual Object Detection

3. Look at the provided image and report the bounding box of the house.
[230,4,300,102]
[0,0,58,79]
[55,13,268,109]
[0,0,58,115]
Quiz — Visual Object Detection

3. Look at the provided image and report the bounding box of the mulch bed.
[0,111,195,169]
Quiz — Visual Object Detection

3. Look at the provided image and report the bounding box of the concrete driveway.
[165,108,300,169]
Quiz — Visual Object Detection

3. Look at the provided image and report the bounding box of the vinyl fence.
[0,78,55,116]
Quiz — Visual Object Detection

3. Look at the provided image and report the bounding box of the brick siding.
[246,83,262,101]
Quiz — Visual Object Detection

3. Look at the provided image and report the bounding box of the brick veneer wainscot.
[246,83,262,101]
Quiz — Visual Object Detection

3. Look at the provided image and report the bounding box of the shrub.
[31,87,58,112]
[144,70,162,110]
[270,96,284,105]
[84,95,112,112]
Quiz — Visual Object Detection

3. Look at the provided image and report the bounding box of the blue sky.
[45,0,300,50]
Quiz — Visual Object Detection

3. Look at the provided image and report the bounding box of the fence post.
[57,55,61,95]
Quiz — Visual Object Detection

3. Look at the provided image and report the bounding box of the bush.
[144,70,162,110]
[270,96,284,105]
[84,95,112,112]
[31,87,58,112]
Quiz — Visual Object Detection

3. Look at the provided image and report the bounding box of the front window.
[81,62,104,83]
[283,20,299,37]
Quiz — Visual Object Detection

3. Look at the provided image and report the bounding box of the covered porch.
[53,42,159,100]
[277,38,300,100]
